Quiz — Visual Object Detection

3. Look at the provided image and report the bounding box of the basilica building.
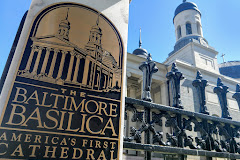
[124,1,240,159]
[126,0,240,118]
[17,10,121,92]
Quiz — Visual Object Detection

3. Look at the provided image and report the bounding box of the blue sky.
[1,0,240,76]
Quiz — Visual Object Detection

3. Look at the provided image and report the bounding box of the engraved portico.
[18,7,121,92]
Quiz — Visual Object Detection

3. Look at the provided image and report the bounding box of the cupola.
[58,8,70,41]
[170,0,209,55]
[132,28,148,59]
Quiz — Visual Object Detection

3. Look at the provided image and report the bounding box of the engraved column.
[66,51,75,81]
[25,45,36,72]
[48,49,59,78]
[40,47,52,75]
[56,50,68,79]
[32,46,44,74]
[82,56,90,85]
[72,54,81,83]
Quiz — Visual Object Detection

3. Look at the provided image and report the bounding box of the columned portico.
[18,8,120,92]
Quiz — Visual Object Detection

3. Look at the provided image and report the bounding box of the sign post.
[0,1,128,159]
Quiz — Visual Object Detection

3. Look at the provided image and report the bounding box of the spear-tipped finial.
[171,63,179,72]
[147,53,152,61]
[236,84,240,92]
[217,77,224,86]
[196,70,203,80]
[139,28,142,48]
[96,13,100,26]
[66,8,70,20]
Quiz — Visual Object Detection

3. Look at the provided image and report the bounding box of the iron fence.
[123,63,240,160]
[123,97,240,160]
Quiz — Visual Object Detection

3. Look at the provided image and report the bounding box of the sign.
[0,3,125,159]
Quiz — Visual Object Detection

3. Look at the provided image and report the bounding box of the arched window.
[177,26,182,39]
[197,22,201,35]
[186,22,192,35]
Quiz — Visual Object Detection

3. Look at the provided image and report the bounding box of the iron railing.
[123,63,240,160]
[124,97,240,160]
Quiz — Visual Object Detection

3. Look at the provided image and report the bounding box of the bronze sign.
[0,3,124,159]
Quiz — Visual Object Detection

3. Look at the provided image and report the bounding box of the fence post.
[213,78,232,119]
[139,53,158,160]
[192,70,209,114]
[166,63,184,109]
[166,63,185,160]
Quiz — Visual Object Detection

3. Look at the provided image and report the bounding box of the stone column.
[72,55,81,83]
[129,84,137,98]
[25,45,37,72]
[56,50,68,79]
[66,51,76,81]
[48,49,59,78]
[40,47,52,75]
[160,81,169,106]
[138,77,143,99]
[126,72,131,97]
[32,46,44,74]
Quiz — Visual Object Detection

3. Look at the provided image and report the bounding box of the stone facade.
[124,1,240,160]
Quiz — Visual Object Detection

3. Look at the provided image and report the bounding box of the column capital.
[37,46,44,51]
[70,51,77,56]
[61,50,69,55]
[46,47,53,52]
[31,45,37,50]
[54,48,60,53]
[76,54,83,59]
[126,72,132,78]
[138,77,143,83]
[128,84,139,90]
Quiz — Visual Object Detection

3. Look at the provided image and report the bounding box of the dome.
[174,2,201,20]
[132,48,148,58]
[59,19,70,29]
[219,61,240,79]
[91,25,102,33]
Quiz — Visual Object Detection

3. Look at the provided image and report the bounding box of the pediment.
[31,35,77,48]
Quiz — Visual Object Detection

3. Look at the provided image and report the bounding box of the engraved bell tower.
[58,8,70,41]
[85,15,103,61]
